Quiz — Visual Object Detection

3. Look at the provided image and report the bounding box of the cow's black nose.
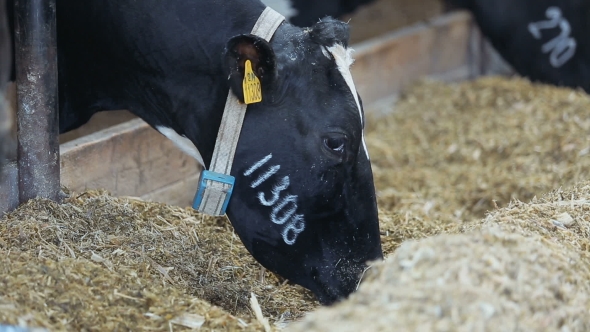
[312,260,366,305]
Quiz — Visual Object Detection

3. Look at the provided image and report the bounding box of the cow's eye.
[323,134,347,157]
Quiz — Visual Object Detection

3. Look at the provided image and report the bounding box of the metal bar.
[14,0,59,203]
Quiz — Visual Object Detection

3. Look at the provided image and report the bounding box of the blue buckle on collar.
[193,170,235,215]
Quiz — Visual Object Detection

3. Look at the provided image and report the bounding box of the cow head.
[222,17,382,304]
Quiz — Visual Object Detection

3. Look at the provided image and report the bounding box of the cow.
[6,0,383,304]
[261,0,377,27]
[444,0,590,92]
[0,0,11,169]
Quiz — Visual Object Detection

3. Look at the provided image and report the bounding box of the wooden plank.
[351,11,477,105]
[60,119,202,202]
[60,110,137,144]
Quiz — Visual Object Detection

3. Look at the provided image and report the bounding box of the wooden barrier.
[59,119,202,204]
[0,11,511,213]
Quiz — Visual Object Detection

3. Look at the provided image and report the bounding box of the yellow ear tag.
[243,60,262,104]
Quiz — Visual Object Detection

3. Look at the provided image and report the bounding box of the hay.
[288,225,590,331]
[3,76,590,330]
[374,76,590,257]
[473,182,590,262]
[0,249,256,331]
[289,181,590,331]
[0,191,314,331]
[368,76,590,228]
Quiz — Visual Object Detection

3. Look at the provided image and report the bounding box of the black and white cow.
[7,0,383,304]
[262,0,377,27]
[0,0,11,168]
[445,0,590,92]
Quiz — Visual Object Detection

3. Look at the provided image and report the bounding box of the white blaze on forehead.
[156,125,205,167]
[325,44,370,160]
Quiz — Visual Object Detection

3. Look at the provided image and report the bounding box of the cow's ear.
[224,34,276,103]
[309,17,350,48]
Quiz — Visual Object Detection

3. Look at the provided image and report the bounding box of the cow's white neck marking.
[325,44,370,160]
[251,165,281,188]
[258,176,290,206]
[156,126,205,167]
[244,153,273,175]
[244,153,305,245]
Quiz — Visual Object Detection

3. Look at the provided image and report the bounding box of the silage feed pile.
[2,76,590,330]
[368,76,590,226]
[289,182,590,331]
[0,191,314,331]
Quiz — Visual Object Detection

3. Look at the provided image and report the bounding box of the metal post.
[14,0,59,203]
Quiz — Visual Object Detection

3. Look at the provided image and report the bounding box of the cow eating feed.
[7,0,383,304]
